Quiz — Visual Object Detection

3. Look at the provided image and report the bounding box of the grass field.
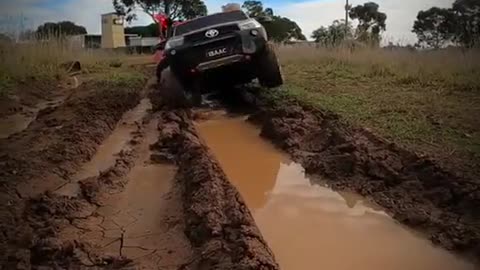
[274,46,480,174]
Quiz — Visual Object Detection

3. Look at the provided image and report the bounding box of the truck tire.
[257,44,283,88]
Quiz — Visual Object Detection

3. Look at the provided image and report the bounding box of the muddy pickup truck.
[159,10,283,105]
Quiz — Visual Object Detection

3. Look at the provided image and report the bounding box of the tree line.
[311,1,387,47]
[311,0,479,49]
[119,0,306,42]
[413,0,480,48]
[28,0,479,49]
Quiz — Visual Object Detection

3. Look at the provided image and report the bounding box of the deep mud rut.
[195,112,475,270]
[1,76,479,269]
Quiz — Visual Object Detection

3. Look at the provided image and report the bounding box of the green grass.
[273,46,480,169]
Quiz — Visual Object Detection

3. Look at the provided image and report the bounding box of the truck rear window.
[174,11,248,36]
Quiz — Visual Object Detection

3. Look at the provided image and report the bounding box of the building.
[67,13,161,52]
[101,12,126,49]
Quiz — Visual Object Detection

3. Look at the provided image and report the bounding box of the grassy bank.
[275,46,480,175]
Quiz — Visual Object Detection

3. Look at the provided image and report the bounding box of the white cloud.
[1,0,456,43]
[277,0,454,44]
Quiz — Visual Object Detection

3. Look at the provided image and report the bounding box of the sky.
[0,0,455,44]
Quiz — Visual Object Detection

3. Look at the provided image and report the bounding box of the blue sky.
[1,0,454,44]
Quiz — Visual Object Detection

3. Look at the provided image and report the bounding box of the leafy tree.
[242,1,305,42]
[311,27,329,44]
[267,16,305,42]
[36,21,87,36]
[242,1,265,18]
[412,7,455,49]
[349,2,386,44]
[452,0,480,47]
[113,0,207,22]
[312,20,353,47]
[412,0,480,48]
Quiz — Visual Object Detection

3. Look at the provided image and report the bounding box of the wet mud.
[55,113,193,269]
[0,78,146,268]
[156,110,279,269]
[54,98,153,197]
[196,113,475,270]
[247,92,480,263]
[2,71,478,269]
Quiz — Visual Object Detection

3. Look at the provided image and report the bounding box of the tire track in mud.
[51,108,193,269]
[20,99,278,269]
[0,72,278,269]
[156,110,279,270]
[0,77,147,269]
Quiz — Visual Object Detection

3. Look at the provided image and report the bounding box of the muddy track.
[0,74,279,269]
[2,73,478,269]
[156,110,279,269]
[0,78,146,268]
[246,91,480,262]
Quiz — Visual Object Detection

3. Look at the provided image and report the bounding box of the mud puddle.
[55,98,152,197]
[195,113,475,270]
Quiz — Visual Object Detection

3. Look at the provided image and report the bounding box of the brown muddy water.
[195,112,475,270]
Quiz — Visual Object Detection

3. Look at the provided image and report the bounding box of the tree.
[242,1,265,18]
[312,20,353,47]
[452,0,480,47]
[266,16,305,42]
[242,1,305,42]
[349,2,386,44]
[412,0,480,48]
[36,21,87,36]
[113,0,207,23]
[412,7,455,49]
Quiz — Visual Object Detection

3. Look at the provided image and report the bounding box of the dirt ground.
[0,66,478,269]
[0,73,278,269]
[0,74,146,268]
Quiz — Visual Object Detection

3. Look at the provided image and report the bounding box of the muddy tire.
[158,68,189,109]
[257,44,283,88]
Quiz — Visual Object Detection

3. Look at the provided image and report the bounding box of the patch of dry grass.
[273,45,480,174]
[0,38,154,95]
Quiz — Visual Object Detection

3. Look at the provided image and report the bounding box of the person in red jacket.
[154,13,171,84]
